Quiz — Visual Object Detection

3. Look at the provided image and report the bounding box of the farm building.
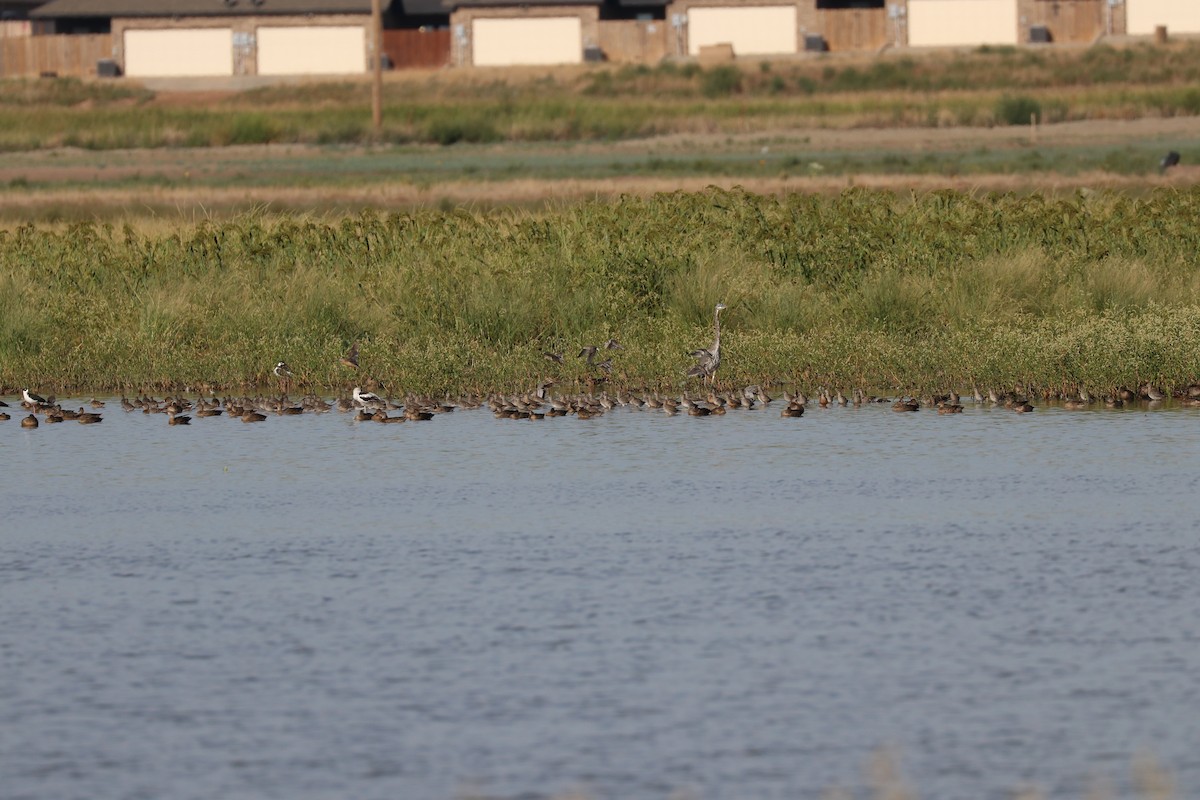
[28,0,390,76]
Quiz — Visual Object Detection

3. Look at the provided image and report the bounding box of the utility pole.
[371,0,383,133]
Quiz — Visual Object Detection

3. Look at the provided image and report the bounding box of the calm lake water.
[3,397,1199,800]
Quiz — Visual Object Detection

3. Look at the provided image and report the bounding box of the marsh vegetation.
[4,188,1200,396]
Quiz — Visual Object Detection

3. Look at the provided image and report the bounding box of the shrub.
[700,65,742,97]
[227,114,280,145]
[995,95,1043,126]
[425,115,501,145]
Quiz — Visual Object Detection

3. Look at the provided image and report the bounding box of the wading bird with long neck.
[687,302,727,386]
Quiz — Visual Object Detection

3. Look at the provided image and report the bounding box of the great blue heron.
[686,302,727,385]
[1161,151,1181,173]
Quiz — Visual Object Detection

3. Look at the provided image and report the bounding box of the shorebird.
[352,386,383,407]
[274,361,294,393]
[21,389,47,406]
[340,342,359,369]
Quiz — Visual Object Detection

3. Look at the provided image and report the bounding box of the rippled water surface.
[3,398,1200,800]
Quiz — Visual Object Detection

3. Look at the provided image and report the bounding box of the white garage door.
[124,28,233,77]
[1127,0,1200,35]
[257,26,367,75]
[687,5,797,56]
[908,0,1018,47]
[472,17,582,66]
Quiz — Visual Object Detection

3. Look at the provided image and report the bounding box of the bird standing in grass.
[340,342,359,370]
[1161,151,1181,174]
[274,361,294,393]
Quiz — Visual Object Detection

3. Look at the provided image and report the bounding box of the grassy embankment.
[3,189,1200,397]
[2,43,1200,152]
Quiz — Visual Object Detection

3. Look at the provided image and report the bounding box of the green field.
[4,189,1200,397]
[4,42,1200,151]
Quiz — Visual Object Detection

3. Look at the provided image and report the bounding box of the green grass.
[4,189,1200,396]
[5,42,1200,150]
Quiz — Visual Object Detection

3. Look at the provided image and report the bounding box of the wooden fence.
[1023,0,1104,43]
[382,28,450,69]
[1,34,114,78]
[820,7,889,51]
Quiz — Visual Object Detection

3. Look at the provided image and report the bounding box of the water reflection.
[3,399,1200,800]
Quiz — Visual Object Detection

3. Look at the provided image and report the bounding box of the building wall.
[449,4,599,67]
[598,18,670,63]
[112,13,371,76]
[1127,0,1200,35]
[907,0,1019,47]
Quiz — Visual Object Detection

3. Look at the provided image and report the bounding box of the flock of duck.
[3,379,1195,431]
[4,304,1196,427]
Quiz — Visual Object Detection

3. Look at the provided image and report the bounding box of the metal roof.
[31,0,385,18]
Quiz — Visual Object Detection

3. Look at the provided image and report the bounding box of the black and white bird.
[1160,151,1181,174]
[21,388,48,406]
[273,361,294,393]
[352,386,383,407]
